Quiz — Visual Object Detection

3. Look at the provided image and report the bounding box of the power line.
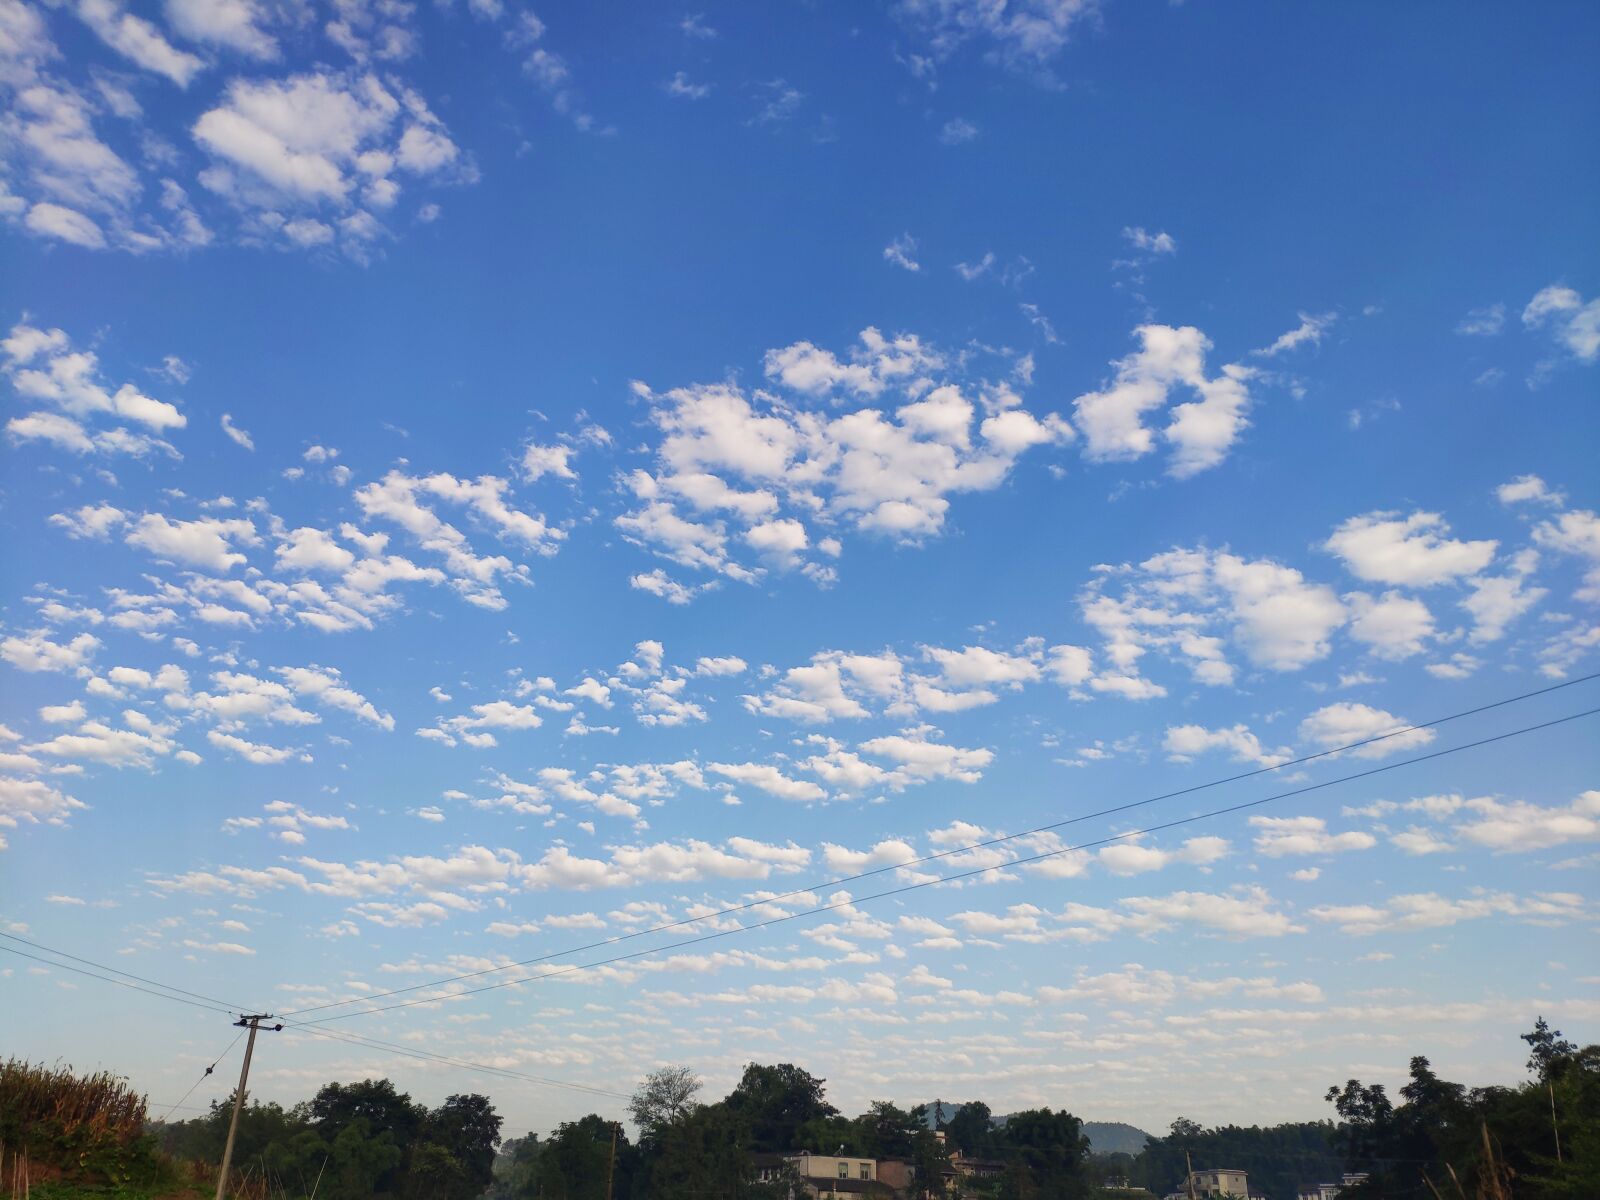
[283,703,1598,1029]
[0,943,238,1017]
[279,670,1600,1020]
[0,929,248,1012]
[286,1022,631,1101]
[156,1029,246,1123]
[0,936,629,1103]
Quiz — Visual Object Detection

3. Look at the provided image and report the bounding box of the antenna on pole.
[214,1014,281,1200]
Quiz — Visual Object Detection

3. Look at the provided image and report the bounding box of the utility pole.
[604,1120,619,1200]
[215,1014,281,1200]
[1185,1150,1197,1200]
[1549,1079,1563,1163]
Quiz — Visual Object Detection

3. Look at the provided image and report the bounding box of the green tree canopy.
[726,1062,838,1152]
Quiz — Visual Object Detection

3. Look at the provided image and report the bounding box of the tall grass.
[0,1058,160,1187]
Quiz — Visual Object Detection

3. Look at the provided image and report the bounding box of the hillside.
[1081,1121,1155,1157]
[916,1103,1152,1157]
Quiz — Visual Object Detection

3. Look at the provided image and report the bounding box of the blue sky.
[2,0,1598,1138]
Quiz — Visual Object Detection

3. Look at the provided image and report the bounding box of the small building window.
[860,1163,871,1180]
[838,1162,849,1178]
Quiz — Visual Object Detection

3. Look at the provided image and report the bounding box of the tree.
[423,1092,502,1200]
[629,1066,703,1137]
[644,1103,765,1200]
[999,1109,1090,1200]
[1131,1118,1340,1200]
[906,1125,953,1200]
[1523,1016,1579,1080]
[857,1100,923,1158]
[945,1101,995,1158]
[538,1114,628,1200]
[406,1141,468,1200]
[1325,1034,1600,1200]
[726,1063,838,1152]
[310,1079,425,1198]
[797,1112,864,1156]
[327,1116,403,1199]
[486,1133,542,1199]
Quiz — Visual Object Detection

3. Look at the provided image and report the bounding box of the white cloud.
[1461,551,1545,643]
[192,70,466,256]
[522,442,576,481]
[0,774,87,837]
[1310,889,1584,935]
[883,233,920,272]
[1297,703,1435,759]
[1344,590,1434,660]
[39,700,86,723]
[3,322,185,460]
[664,71,711,100]
[220,413,254,449]
[1533,509,1600,601]
[48,504,126,539]
[629,569,711,605]
[1522,284,1600,364]
[1097,835,1230,875]
[1496,474,1561,506]
[1,630,100,673]
[1,81,151,252]
[165,0,279,58]
[1072,324,1254,478]
[707,761,825,803]
[693,655,746,677]
[28,715,177,768]
[1122,226,1175,255]
[206,730,301,764]
[353,470,561,609]
[277,665,392,729]
[1453,791,1600,853]
[24,202,105,248]
[1208,553,1346,670]
[619,336,1069,583]
[1253,311,1336,357]
[1249,816,1376,857]
[126,513,258,571]
[939,117,978,145]
[856,733,993,784]
[1325,511,1497,587]
[77,0,204,86]
[1163,724,1291,767]
[895,0,1096,73]
[276,526,356,573]
[1455,304,1505,337]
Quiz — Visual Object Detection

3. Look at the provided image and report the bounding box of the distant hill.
[915,1104,1152,1157]
[1081,1121,1154,1156]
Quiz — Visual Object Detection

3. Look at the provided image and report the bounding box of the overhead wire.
[0,928,249,1012]
[284,1022,631,1101]
[278,669,1600,1020]
[7,702,1592,1113]
[155,1029,245,1123]
[0,935,629,1103]
[281,703,1599,1028]
[0,943,239,1017]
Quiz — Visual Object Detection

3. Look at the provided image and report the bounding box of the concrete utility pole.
[604,1120,619,1200]
[1185,1151,1197,1200]
[215,1014,281,1200]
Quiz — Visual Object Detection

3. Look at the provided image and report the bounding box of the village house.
[1295,1172,1371,1200]
[754,1151,896,1198]
[1163,1167,1252,1200]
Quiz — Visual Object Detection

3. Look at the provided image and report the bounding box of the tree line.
[151,1019,1597,1200]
